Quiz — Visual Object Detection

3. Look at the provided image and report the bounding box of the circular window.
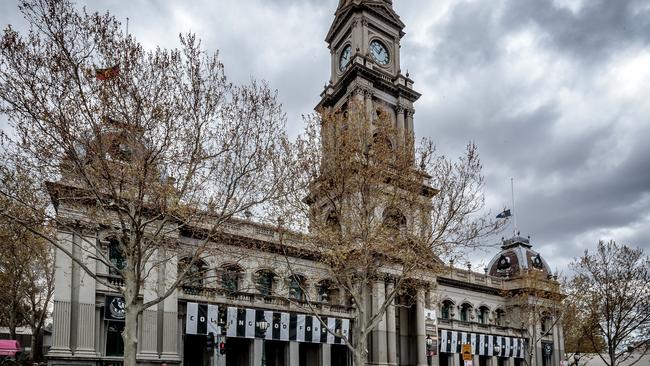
[369,40,390,65]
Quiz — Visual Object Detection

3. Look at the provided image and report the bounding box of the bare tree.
[276,103,503,365]
[567,241,650,366]
[0,160,55,362]
[0,0,292,364]
[562,293,606,365]
[502,271,564,366]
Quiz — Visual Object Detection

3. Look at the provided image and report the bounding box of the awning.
[0,340,22,356]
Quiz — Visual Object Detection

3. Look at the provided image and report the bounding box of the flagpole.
[511,177,518,236]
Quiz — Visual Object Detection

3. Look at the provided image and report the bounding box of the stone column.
[396,106,405,147]
[352,86,365,107]
[557,322,565,366]
[365,89,374,122]
[321,343,331,366]
[253,339,264,366]
[386,280,397,366]
[406,109,415,133]
[416,288,427,366]
[372,280,388,364]
[49,231,74,356]
[138,250,159,359]
[73,233,98,356]
[161,253,180,361]
[406,109,416,161]
[399,306,411,365]
[289,341,300,366]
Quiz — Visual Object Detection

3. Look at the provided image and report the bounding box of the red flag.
[95,65,120,81]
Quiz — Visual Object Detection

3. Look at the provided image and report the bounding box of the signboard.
[104,296,126,321]
[465,360,473,366]
[462,344,473,361]
[543,343,553,356]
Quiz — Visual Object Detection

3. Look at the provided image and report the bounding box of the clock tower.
[317,0,421,151]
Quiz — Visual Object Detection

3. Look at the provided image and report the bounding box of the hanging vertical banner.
[226,307,238,337]
[185,303,208,335]
[470,333,477,355]
[186,302,198,335]
[207,304,220,335]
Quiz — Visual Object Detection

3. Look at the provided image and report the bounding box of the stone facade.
[46,1,565,366]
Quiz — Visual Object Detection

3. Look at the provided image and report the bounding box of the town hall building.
[46,1,565,365]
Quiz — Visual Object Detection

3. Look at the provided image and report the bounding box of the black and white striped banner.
[439,330,525,358]
[186,303,350,345]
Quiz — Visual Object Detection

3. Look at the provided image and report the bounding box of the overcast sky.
[2,0,649,274]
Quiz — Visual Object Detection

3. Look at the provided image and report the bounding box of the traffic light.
[206,332,215,353]
[219,340,226,355]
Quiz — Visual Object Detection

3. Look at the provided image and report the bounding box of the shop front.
[184,302,351,366]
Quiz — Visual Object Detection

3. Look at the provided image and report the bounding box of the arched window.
[460,303,473,322]
[221,264,243,294]
[495,309,506,326]
[179,258,207,289]
[441,300,455,319]
[317,280,340,304]
[288,275,307,301]
[541,313,553,334]
[477,306,490,324]
[326,211,341,233]
[108,238,127,275]
[383,207,407,231]
[255,270,276,297]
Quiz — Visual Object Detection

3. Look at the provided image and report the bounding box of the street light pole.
[495,345,502,366]
[257,320,270,366]
[426,336,434,366]
[573,353,581,366]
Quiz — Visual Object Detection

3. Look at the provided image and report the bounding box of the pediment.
[326,1,405,44]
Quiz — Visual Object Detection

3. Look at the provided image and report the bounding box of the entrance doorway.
[479,355,490,366]
[264,340,286,366]
[332,345,349,366]
[439,353,450,366]
[184,334,207,366]
[299,343,320,365]
[226,338,251,366]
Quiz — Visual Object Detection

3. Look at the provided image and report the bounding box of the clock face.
[370,40,390,65]
[109,297,126,320]
[339,45,352,71]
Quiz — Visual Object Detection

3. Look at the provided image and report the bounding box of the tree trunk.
[123,303,139,365]
[29,327,39,361]
[8,298,17,340]
[354,348,366,366]
[122,274,141,366]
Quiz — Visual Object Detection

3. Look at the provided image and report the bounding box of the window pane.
[257,273,273,296]
[106,321,125,357]
[222,272,238,293]
[109,240,127,275]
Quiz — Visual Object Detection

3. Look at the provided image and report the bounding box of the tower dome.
[486,235,552,278]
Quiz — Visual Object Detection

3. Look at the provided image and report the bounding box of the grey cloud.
[501,0,650,62]
[1,0,648,271]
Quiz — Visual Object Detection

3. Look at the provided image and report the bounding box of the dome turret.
[487,235,552,278]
